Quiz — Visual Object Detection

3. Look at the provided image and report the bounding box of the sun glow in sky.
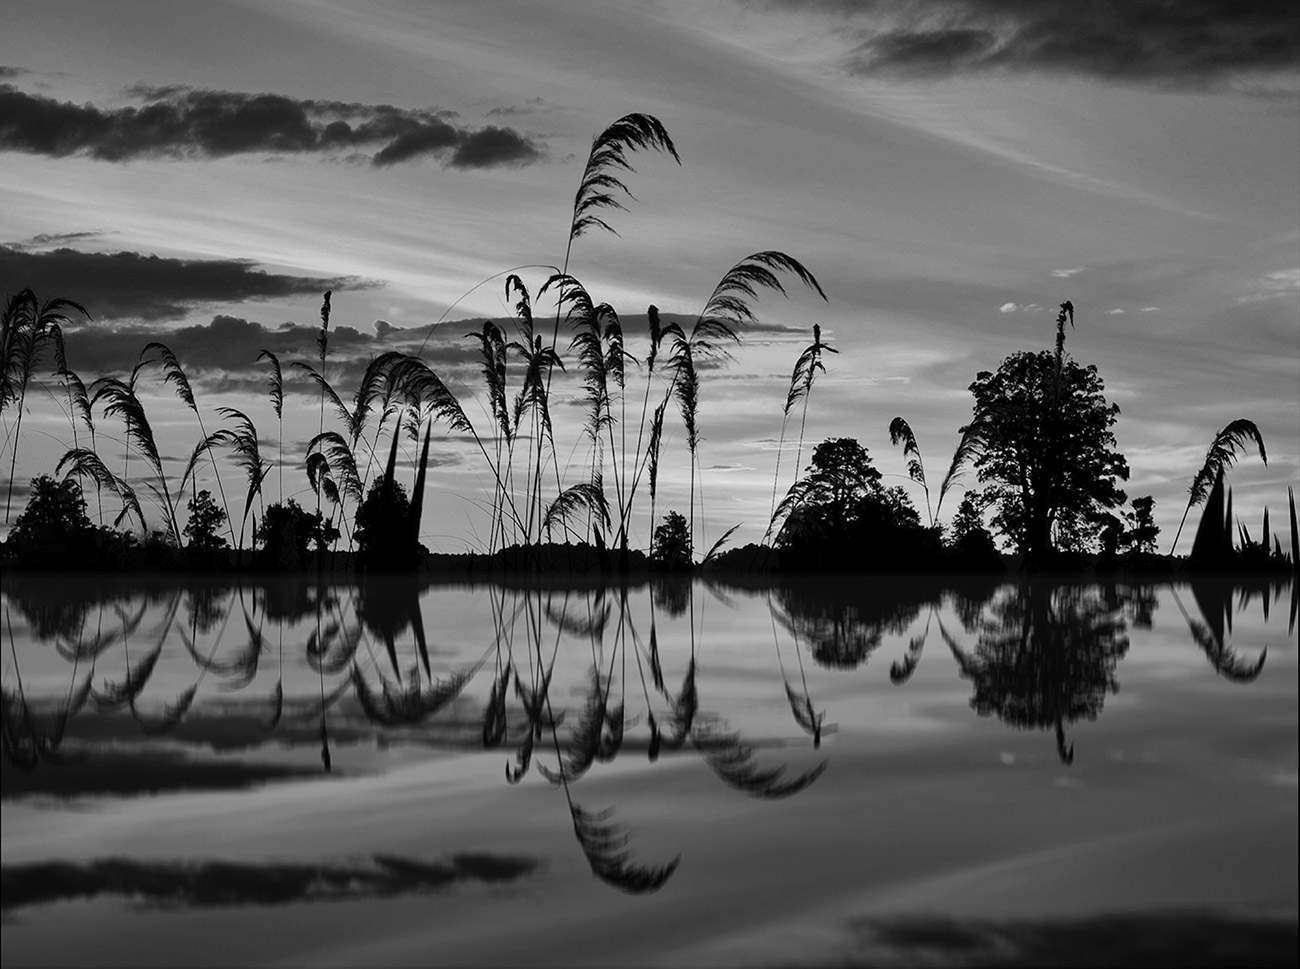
[2,0,1297,554]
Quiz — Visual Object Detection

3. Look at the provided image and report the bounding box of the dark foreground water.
[1,572,1296,967]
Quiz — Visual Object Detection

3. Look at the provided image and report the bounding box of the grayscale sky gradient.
[2,0,1297,553]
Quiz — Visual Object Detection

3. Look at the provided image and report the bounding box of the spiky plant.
[1,290,89,521]
[1169,419,1268,554]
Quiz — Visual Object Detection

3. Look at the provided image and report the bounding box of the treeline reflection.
[2,573,1290,895]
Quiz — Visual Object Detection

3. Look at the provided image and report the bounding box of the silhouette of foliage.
[775,438,933,570]
[354,474,421,571]
[251,500,337,570]
[183,490,228,566]
[651,510,692,569]
[965,350,1129,568]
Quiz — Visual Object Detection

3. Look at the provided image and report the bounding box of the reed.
[1169,419,1268,555]
[1,290,88,522]
[888,416,932,527]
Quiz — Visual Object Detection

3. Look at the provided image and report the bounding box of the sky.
[1,0,1298,556]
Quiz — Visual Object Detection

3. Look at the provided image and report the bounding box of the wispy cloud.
[998,301,1041,313]
[1051,267,1085,278]
[1235,267,1300,303]
[0,83,544,168]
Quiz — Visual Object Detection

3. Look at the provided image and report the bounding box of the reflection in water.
[1,852,539,913]
[943,582,1130,765]
[1175,578,1273,682]
[772,579,929,669]
[1,573,1293,901]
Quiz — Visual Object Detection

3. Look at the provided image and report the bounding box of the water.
[2,573,1296,967]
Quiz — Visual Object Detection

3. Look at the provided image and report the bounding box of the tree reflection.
[773,580,933,670]
[943,583,1129,764]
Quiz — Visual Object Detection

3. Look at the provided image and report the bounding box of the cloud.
[1,853,538,913]
[0,244,373,321]
[0,83,545,168]
[0,66,29,79]
[1051,267,1085,278]
[1107,308,1125,315]
[10,230,108,249]
[767,0,1300,86]
[1235,267,1300,303]
[49,313,489,400]
[998,301,1041,313]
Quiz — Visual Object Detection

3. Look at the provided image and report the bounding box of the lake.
[2,572,1296,967]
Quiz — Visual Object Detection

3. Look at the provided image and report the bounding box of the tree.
[776,438,881,541]
[652,510,692,570]
[6,475,94,568]
[252,499,337,570]
[184,489,229,563]
[775,438,932,570]
[353,474,421,571]
[947,490,1003,571]
[1123,495,1159,555]
[964,350,1128,567]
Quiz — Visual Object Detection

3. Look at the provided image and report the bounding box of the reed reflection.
[2,572,1291,898]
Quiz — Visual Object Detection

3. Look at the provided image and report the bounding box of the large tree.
[964,350,1128,566]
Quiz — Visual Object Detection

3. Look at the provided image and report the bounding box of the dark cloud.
[0,83,546,167]
[448,125,543,168]
[1,853,538,912]
[49,313,484,401]
[0,244,372,322]
[0,66,28,79]
[761,0,1300,85]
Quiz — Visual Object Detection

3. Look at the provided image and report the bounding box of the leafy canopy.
[965,350,1128,563]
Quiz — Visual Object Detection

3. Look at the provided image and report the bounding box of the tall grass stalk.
[1169,419,1268,555]
[1,290,88,521]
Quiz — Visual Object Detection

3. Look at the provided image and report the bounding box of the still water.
[2,573,1296,967]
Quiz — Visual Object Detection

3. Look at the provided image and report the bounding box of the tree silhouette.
[183,490,228,567]
[774,437,932,570]
[651,510,692,569]
[965,350,1128,567]
[354,474,421,571]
